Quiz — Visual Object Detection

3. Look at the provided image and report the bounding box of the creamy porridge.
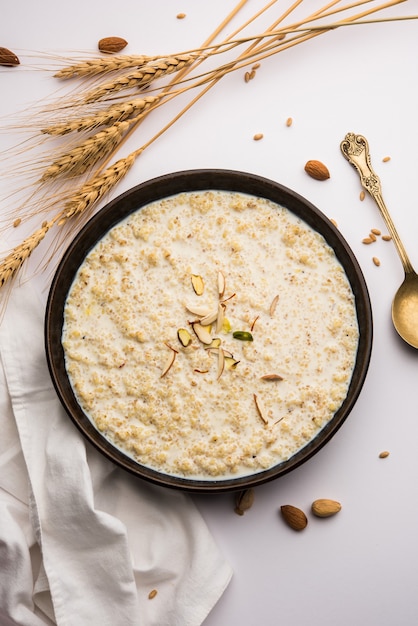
[62,190,359,479]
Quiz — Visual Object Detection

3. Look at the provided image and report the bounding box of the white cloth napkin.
[0,282,232,626]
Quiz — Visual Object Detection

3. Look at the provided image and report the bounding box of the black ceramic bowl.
[45,169,372,493]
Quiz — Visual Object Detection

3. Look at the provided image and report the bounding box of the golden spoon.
[341,132,418,349]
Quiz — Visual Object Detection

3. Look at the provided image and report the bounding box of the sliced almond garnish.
[217,270,226,297]
[200,308,219,326]
[269,294,279,316]
[177,328,192,347]
[250,315,260,331]
[221,292,236,304]
[160,348,177,378]
[216,302,225,333]
[190,322,213,345]
[164,342,179,353]
[217,347,225,380]
[191,274,204,295]
[253,393,268,424]
[185,302,212,317]
[207,347,233,358]
[261,374,284,381]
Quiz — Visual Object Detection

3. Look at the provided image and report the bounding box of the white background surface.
[1,1,418,625]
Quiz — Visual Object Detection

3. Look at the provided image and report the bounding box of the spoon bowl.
[341,133,418,349]
[392,272,418,348]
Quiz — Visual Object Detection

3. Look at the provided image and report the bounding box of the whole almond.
[311,498,341,518]
[98,37,128,54]
[304,160,330,181]
[280,504,308,531]
[234,488,255,516]
[0,47,20,67]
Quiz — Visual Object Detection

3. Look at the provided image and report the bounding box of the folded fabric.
[0,282,232,626]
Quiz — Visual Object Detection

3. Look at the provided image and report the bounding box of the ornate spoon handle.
[340,132,414,275]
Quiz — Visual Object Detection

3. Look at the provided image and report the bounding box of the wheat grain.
[41,95,161,135]
[54,55,158,79]
[84,54,200,103]
[40,120,132,181]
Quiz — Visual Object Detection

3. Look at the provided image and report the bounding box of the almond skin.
[280,504,308,531]
[311,498,342,518]
[98,37,128,54]
[304,159,330,181]
[0,47,20,67]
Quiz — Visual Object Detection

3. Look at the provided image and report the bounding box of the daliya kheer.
[62,190,359,479]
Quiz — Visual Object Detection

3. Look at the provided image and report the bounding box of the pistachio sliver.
[233,330,253,341]
[191,274,204,295]
[177,328,192,347]
[225,356,240,370]
[222,317,231,333]
[204,337,221,349]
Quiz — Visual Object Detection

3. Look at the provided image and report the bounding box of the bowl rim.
[45,169,373,493]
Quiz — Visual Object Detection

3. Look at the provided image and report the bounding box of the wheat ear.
[84,53,201,103]
[0,153,137,286]
[40,119,134,181]
[54,55,158,79]
[58,152,137,223]
[0,223,51,287]
[41,95,162,136]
